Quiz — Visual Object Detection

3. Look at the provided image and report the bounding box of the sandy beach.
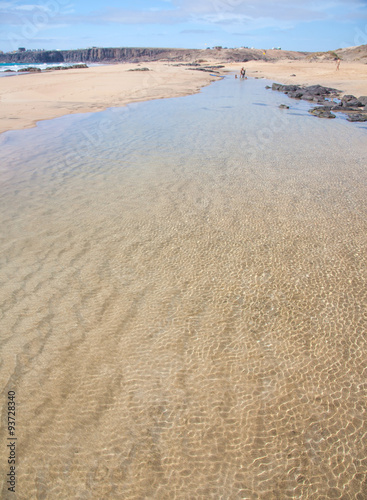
[230,60,367,98]
[1,59,367,498]
[0,62,219,135]
[1,59,367,135]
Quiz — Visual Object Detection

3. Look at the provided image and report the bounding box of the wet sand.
[0,62,219,135]
[0,74,367,499]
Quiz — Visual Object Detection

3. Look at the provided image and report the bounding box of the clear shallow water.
[1,77,367,499]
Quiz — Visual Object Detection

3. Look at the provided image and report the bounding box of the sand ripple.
[1,79,367,498]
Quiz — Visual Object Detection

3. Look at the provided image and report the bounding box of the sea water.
[0,62,100,75]
[0,76,367,499]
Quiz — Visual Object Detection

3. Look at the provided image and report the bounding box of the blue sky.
[1,0,366,53]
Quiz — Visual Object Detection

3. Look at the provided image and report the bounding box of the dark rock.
[271,83,301,92]
[17,67,41,72]
[279,104,289,109]
[70,63,88,69]
[273,83,341,102]
[271,80,365,124]
[287,91,304,98]
[44,64,88,71]
[305,84,331,95]
[346,113,367,122]
[128,67,150,71]
[341,95,363,107]
[305,85,341,97]
[342,94,357,102]
[308,107,336,119]
[290,74,296,76]
[4,69,15,72]
[265,85,271,89]
[283,85,301,92]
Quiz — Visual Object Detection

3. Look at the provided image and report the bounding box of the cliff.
[3,45,366,65]
[0,46,310,65]
[0,48,196,64]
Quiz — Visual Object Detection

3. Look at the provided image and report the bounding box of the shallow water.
[1,77,367,499]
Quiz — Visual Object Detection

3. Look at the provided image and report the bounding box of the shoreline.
[226,60,367,98]
[1,59,367,135]
[0,62,220,135]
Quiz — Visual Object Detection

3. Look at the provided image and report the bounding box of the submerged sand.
[0,62,367,499]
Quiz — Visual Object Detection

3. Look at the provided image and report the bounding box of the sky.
[0,0,367,53]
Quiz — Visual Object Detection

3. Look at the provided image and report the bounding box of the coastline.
[0,61,220,135]
[1,58,367,135]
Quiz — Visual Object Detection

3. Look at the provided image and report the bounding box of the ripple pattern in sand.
[1,78,367,499]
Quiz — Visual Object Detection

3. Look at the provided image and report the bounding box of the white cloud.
[1,0,365,29]
[89,0,366,27]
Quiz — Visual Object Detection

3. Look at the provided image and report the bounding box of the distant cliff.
[0,50,65,63]
[0,46,310,65]
[0,48,197,64]
[61,47,196,63]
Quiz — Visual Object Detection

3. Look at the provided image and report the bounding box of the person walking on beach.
[336,59,340,70]
[240,67,246,79]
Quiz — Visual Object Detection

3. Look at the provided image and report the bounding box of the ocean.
[1,76,367,498]
[0,62,99,74]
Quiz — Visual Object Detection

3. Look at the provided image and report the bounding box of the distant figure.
[336,59,340,70]
[240,67,246,79]
[235,74,237,79]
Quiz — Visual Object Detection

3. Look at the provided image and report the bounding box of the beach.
[1,62,367,498]
[1,58,367,135]
[0,62,219,135]
[240,60,367,98]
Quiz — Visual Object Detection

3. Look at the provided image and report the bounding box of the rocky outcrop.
[272,83,341,102]
[346,114,367,122]
[44,64,88,71]
[308,107,336,119]
[340,95,364,107]
[17,66,41,72]
[272,83,367,122]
